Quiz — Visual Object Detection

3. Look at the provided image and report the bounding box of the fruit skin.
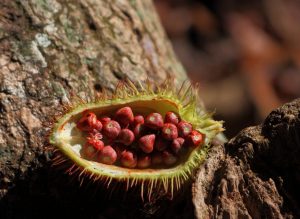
[137,155,151,168]
[177,121,192,138]
[145,113,164,130]
[102,120,121,139]
[120,150,137,168]
[186,130,205,147]
[98,146,117,165]
[162,123,178,140]
[117,129,135,146]
[171,137,185,154]
[139,134,155,153]
[165,111,179,125]
[115,106,134,127]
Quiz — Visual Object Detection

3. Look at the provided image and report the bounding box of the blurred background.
[154,0,300,137]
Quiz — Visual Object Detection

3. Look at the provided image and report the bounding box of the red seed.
[165,111,179,125]
[177,121,192,138]
[93,120,103,131]
[100,117,111,124]
[145,113,164,130]
[162,151,177,166]
[133,115,144,126]
[137,155,151,168]
[98,146,117,165]
[139,134,155,153]
[171,137,185,154]
[102,120,121,139]
[162,123,178,140]
[87,132,103,142]
[115,106,134,127]
[83,144,96,158]
[133,123,147,138]
[86,133,104,150]
[117,129,135,146]
[154,136,169,151]
[92,140,104,151]
[186,130,205,147]
[77,112,97,131]
[152,153,163,165]
[120,150,137,168]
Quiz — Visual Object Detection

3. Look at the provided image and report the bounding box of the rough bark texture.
[0,0,189,218]
[1,1,300,219]
[193,98,300,219]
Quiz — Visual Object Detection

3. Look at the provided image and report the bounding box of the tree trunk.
[0,0,188,218]
[193,98,300,219]
[1,1,300,219]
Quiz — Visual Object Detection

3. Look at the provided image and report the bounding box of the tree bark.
[0,0,189,218]
[1,1,300,219]
[193,98,300,219]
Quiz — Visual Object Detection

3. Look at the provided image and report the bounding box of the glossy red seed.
[102,120,121,139]
[133,115,144,126]
[152,153,163,165]
[93,120,103,131]
[77,112,97,131]
[93,140,104,151]
[186,130,205,147]
[154,136,169,151]
[83,144,96,158]
[133,123,147,138]
[165,111,179,125]
[177,121,192,138]
[145,113,164,130]
[98,146,117,165]
[162,151,177,166]
[120,150,137,168]
[86,133,104,150]
[139,134,155,153]
[115,106,134,127]
[87,132,103,142]
[137,155,151,168]
[90,140,104,151]
[100,117,111,124]
[171,137,185,154]
[162,123,178,140]
[117,129,135,146]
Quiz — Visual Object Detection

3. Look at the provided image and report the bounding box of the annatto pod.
[49,80,223,200]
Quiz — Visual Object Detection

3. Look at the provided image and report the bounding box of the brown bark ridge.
[193,98,300,219]
[0,0,190,218]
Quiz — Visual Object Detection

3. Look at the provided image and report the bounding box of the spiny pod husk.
[49,79,223,200]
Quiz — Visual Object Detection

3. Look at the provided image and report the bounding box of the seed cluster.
[76,107,205,169]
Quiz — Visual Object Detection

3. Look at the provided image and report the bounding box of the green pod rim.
[49,80,223,199]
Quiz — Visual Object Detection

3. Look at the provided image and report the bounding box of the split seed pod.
[49,80,223,200]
